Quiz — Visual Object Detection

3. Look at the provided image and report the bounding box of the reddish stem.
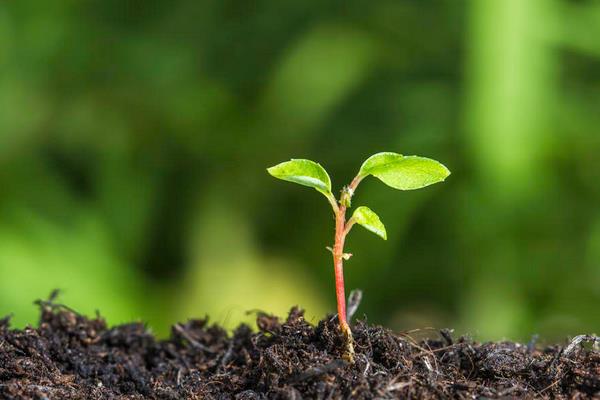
[346,175,363,198]
[333,203,349,331]
[330,175,363,362]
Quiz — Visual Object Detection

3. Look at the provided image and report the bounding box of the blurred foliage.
[0,0,599,341]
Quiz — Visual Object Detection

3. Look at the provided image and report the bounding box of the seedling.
[267,152,450,362]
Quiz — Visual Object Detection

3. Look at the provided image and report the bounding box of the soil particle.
[0,300,598,399]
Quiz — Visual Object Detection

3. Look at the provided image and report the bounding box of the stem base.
[340,321,355,363]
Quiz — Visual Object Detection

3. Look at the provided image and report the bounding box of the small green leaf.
[267,159,332,196]
[358,152,450,190]
[351,206,387,240]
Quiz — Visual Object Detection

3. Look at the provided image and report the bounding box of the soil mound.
[0,300,598,399]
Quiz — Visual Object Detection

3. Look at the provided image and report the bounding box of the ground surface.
[0,300,598,399]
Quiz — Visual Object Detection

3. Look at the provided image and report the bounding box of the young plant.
[267,152,450,361]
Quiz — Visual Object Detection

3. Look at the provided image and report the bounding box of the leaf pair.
[267,152,450,240]
[267,152,449,195]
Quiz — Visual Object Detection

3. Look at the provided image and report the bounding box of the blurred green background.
[1,0,599,342]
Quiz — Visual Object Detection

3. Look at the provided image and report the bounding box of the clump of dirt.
[0,299,598,399]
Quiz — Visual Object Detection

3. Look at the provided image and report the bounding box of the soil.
[0,299,598,399]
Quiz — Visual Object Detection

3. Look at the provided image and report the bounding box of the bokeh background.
[1,0,599,342]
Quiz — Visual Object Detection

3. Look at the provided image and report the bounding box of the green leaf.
[358,152,450,190]
[351,206,387,240]
[358,152,403,177]
[267,159,332,196]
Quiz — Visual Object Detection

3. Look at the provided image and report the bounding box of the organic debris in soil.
[0,300,599,399]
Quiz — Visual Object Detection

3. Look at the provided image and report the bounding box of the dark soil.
[0,299,598,399]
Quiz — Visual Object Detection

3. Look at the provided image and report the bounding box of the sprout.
[267,152,450,362]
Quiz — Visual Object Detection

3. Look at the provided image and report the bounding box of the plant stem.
[326,193,339,214]
[333,193,354,362]
[333,203,349,330]
[347,175,363,196]
[328,175,363,362]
